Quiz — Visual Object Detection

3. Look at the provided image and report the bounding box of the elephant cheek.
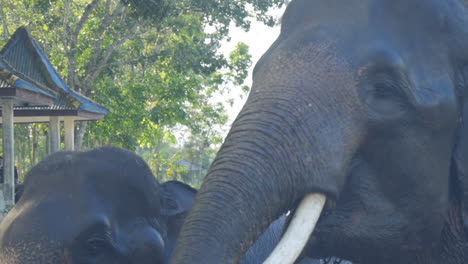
[0,241,70,264]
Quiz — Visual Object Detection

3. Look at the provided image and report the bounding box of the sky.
[217,6,286,124]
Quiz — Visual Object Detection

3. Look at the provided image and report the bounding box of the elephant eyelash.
[86,237,113,255]
[372,82,399,98]
[88,230,113,243]
[369,72,408,100]
[83,231,116,257]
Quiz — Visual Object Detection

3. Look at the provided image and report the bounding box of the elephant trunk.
[170,90,364,264]
[171,44,364,263]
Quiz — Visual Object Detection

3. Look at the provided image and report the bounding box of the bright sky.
[176,6,286,144]
[218,6,286,124]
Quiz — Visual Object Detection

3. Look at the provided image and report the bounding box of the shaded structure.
[1,27,108,151]
[0,27,109,211]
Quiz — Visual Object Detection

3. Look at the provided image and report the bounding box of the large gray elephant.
[0,147,319,263]
[168,0,468,263]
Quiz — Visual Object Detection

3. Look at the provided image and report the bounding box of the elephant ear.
[453,103,468,231]
[159,181,197,262]
[160,181,196,217]
[14,183,24,203]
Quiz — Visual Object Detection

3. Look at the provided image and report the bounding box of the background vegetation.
[0,0,284,185]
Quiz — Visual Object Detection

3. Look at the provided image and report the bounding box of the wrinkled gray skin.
[170,0,468,263]
[0,147,317,263]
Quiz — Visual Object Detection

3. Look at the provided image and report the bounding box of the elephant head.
[0,147,196,264]
[170,0,468,263]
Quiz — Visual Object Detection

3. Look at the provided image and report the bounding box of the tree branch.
[103,53,160,68]
[83,21,140,93]
[90,1,125,68]
[67,0,101,89]
[73,74,83,92]
[73,0,101,40]
[0,0,10,39]
[61,0,73,85]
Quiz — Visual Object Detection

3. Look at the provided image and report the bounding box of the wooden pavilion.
[0,27,109,212]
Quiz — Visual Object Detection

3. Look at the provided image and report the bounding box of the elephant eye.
[86,237,112,256]
[370,83,400,100]
[372,82,399,99]
[362,71,409,118]
[372,71,406,95]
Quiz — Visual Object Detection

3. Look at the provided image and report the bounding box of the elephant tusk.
[263,193,326,264]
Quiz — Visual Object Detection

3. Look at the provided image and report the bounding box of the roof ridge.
[0,56,57,95]
[1,27,109,115]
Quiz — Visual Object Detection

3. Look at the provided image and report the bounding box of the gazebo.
[0,27,109,212]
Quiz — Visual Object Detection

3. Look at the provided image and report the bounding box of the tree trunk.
[0,0,9,39]
[31,124,37,166]
[74,121,88,151]
[153,139,163,181]
[28,125,32,170]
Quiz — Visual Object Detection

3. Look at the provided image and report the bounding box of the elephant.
[14,183,23,203]
[0,147,196,263]
[168,0,468,263]
[0,147,320,263]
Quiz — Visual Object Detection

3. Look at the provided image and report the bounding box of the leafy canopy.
[0,0,283,182]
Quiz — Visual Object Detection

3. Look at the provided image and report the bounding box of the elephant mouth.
[305,206,338,257]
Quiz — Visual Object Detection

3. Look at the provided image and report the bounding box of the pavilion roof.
[0,27,109,119]
[0,56,56,100]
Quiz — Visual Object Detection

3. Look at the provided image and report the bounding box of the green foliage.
[228,42,252,90]
[122,0,171,22]
[126,0,285,34]
[12,123,50,179]
[0,0,282,184]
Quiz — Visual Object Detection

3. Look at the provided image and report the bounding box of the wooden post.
[2,98,14,209]
[64,117,74,151]
[49,116,60,153]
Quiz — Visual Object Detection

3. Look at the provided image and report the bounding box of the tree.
[0,0,283,181]
[124,0,285,32]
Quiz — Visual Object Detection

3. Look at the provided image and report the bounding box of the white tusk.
[263,193,326,264]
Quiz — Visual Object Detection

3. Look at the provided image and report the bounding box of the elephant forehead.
[261,0,468,89]
[254,42,358,95]
[370,0,467,32]
[25,151,161,214]
[281,0,466,36]
[13,168,160,237]
[367,0,468,57]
